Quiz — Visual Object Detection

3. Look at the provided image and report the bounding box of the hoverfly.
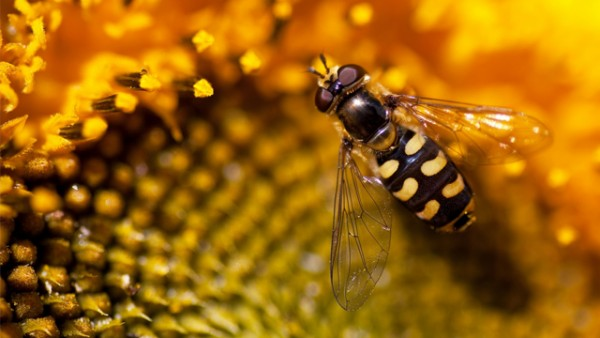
[310,55,551,311]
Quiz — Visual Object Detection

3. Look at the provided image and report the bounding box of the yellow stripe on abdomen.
[392,177,418,201]
[379,159,399,179]
[404,133,426,155]
[416,200,440,221]
[442,174,465,198]
[420,151,447,176]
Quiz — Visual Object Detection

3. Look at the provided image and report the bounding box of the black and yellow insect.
[310,55,551,311]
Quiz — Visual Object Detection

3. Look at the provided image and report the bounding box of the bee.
[309,55,551,311]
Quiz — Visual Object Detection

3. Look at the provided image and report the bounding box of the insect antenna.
[307,66,325,79]
[319,53,330,73]
[307,54,332,79]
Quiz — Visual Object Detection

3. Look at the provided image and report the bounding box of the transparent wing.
[388,94,552,166]
[331,141,392,311]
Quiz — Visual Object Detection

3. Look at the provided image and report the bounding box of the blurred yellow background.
[1,0,600,336]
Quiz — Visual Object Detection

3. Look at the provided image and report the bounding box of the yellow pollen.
[547,168,570,188]
[405,133,426,155]
[503,160,526,177]
[115,93,138,113]
[30,17,47,49]
[139,73,161,91]
[381,67,408,93]
[556,226,577,246]
[31,187,62,214]
[393,177,418,201]
[20,56,45,94]
[193,79,214,98]
[416,200,440,221]
[14,0,33,15]
[273,1,293,19]
[82,117,108,140]
[0,82,19,113]
[421,151,447,176]
[349,3,374,26]
[0,176,14,194]
[240,50,262,74]
[1,115,28,142]
[104,12,152,39]
[192,30,215,53]
[379,160,399,179]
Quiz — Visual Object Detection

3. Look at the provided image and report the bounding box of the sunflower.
[1,0,600,337]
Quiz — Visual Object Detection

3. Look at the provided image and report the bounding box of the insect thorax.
[336,88,397,151]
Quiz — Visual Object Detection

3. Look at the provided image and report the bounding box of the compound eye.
[337,64,366,86]
[315,87,334,112]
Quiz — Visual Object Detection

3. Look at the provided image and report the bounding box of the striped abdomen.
[376,128,475,232]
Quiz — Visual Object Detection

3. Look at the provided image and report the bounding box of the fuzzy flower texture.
[1,0,600,337]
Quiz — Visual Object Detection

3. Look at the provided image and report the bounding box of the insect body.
[376,127,475,231]
[310,55,551,311]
